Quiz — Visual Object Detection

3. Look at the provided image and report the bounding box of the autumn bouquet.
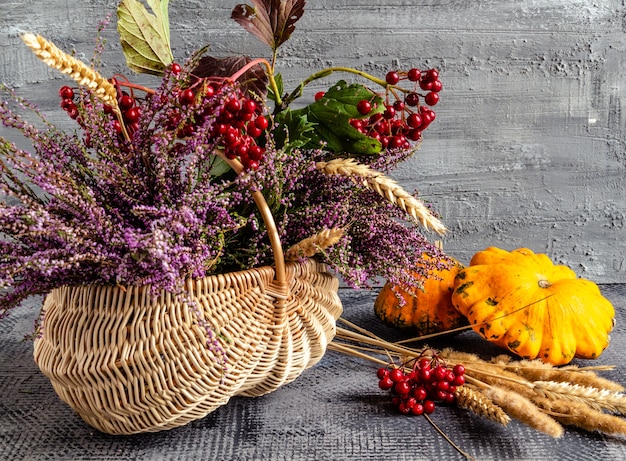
[0,0,454,434]
[0,0,449,322]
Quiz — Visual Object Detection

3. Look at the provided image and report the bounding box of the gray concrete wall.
[1,0,625,282]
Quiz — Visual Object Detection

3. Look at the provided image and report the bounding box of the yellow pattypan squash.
[451,247,615,365]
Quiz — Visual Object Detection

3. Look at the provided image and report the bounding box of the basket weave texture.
[33,259,342,434]
[33,159,342,435]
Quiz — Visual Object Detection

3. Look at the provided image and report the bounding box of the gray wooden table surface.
[2,286,626,461]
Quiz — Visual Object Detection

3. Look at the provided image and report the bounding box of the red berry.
[356,99,372,115]
[411,386,428,401]
[405,93,420,107]
[112,119,122,134]
[246,159,259,170]
[407,68,421,82]
[178,88,196,106]
[205,85,215,98]
[350,119,363,130]
[124,107,141,123]
[407,128,422,142]
[235,144,249,157]
[388,135,404,149]
[314,91,325,101]
[407,113,422,129]
[433,366,447,382]
[66,106,79,120]
[170,62,182,75]
[60,98,76,111]
[418,368,431,383]
[452,364,465,376]
[389,368,404,383]
[382,106,395,120]
[376,368,389,380]
[431,80,443,92]
[423,400,436,414]
[214,123,229,135]
[417,358,431,370]
[453,375,466,386]
[411,403,424,415]
[425,92,439,106]
[242,99,257,113]
[179,123,194,137]
[393,100,405,112]
[425,69,439,82]
[238,111,254,122]
[224,129,240,146]
[394,380,411,396]
[254,115,269,130]
[219,110,234,123]
[379,377,394,390]
[226,97,241,113]
[385,71,400,85]
[398,402,411,415]
[119,94,134,110]
[247,124,263,138]
[374,120,389,134]
[419,80,433,91]
[58,86,74,100]
[248,145,264,161]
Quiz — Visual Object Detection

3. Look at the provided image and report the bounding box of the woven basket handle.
[218,154,287,291]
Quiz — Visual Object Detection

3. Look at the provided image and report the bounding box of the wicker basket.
[33,160,343,435]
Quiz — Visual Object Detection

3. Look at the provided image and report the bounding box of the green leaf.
[117,0,174,75]
[273,110,316,150]
[290,81,385,154]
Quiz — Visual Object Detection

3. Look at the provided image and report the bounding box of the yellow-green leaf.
[117,0,174,75]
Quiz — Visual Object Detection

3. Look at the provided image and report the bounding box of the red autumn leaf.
[192,55,268,100]
[231,0,306,51]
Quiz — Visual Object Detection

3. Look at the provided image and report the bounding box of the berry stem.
[116,81,156,95]
[423,414,478,461]
[280,66,392,109]
[228,58,283,106]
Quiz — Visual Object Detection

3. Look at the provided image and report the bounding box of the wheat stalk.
[455,385,511,426]
[532,396,626,436]
[482,386,564,438]
[505,360,625,393]
[533,381,626,414]
[21,33,118,108]
[316,158,446,234]
[285,227,344,261]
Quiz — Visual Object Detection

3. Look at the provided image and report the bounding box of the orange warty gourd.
[452,247,615,365]
[374,259,468,335]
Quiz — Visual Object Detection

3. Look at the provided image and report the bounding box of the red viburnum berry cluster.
[207,92,268,170]
[58,83,140,144]
[377,355,465,416]
[350,68,442,149]
[57,62,269,170]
